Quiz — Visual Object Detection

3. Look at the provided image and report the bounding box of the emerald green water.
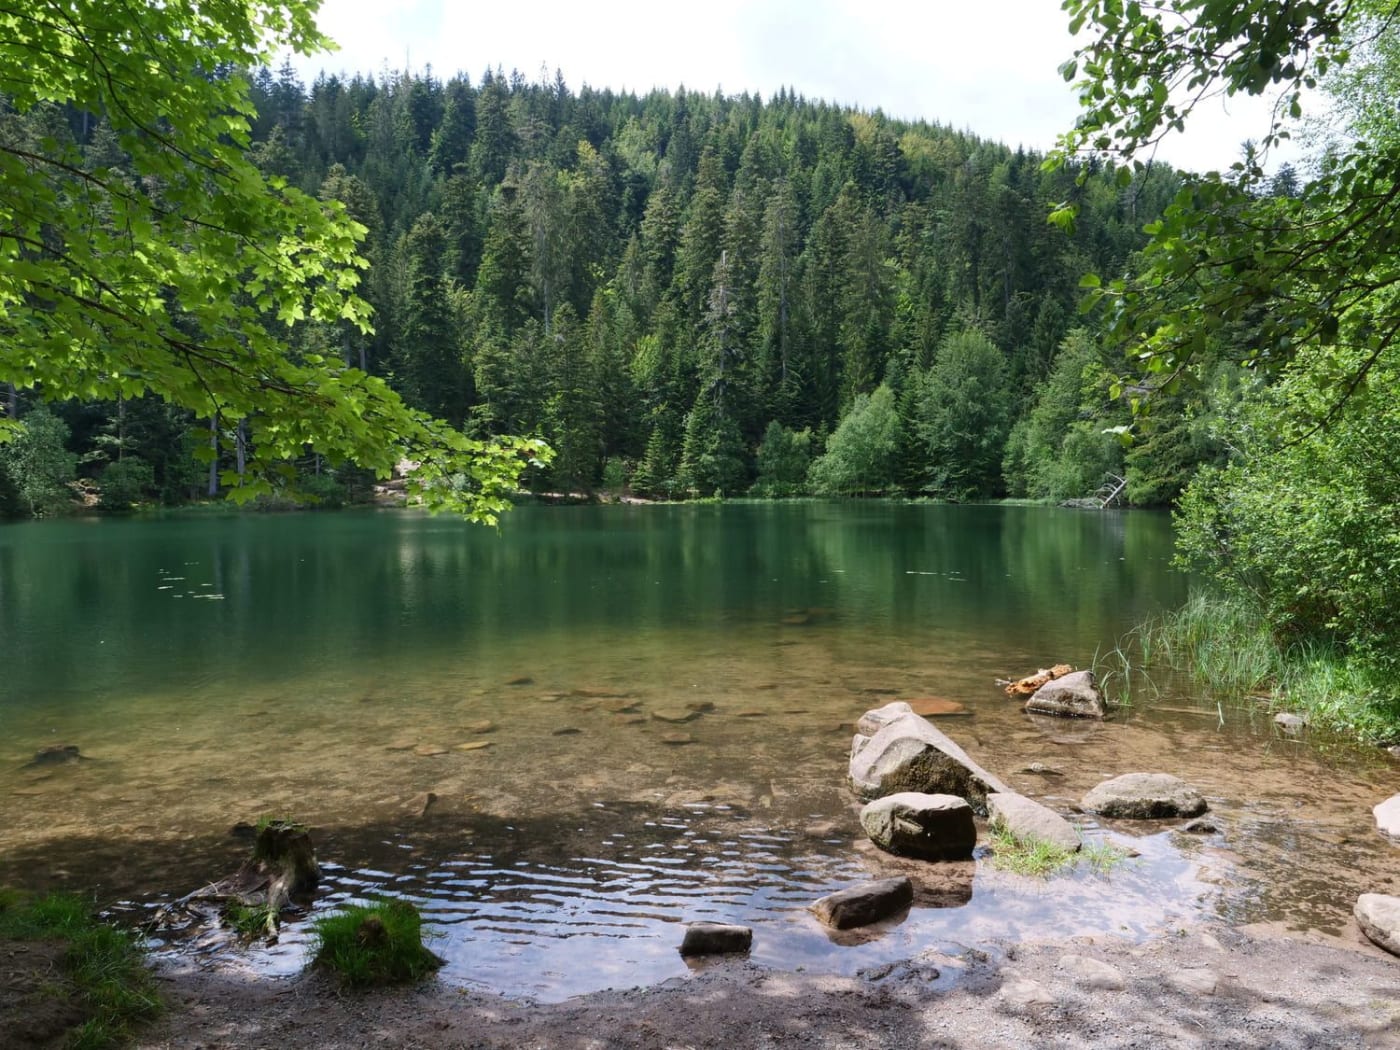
[1,504,1395,999]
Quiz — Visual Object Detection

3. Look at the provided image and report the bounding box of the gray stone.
[811,876,913,930]
[1058,954,1126,991]
[1274,712,1308,730]
[1025,670,1106,719]
[849,712,1011,811]
[860,792,977,860]
[1000,975,1055,1007]
[988,792,1081,852]
[1375,794,1400,840]
[678,922,752,956]
[1169,970,1219,996]
[856,701,914,737]
[1355,894,1400,956]
[1082,773,1208,819]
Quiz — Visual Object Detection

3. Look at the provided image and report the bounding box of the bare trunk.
[207,418,219,497]
[235,419,247,477]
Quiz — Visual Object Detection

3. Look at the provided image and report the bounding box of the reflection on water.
[2,505,1397,1000]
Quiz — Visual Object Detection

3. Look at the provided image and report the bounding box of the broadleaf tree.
[0,0,546,521]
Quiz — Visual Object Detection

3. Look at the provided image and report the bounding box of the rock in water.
[678,922,752,956]
[810,877,914,930]
[987,792,1081,852]
[849,711,1011,812]
[1025,670,1106,719]
[1082,773,1208,819]
[860,792,976,860]
[25,744,83,767]
[855,701,915,737]
[1374,794,1400,840]
[1355,894,1400,956]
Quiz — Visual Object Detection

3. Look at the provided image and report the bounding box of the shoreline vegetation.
[0,890,161,1050]
[1145,593,1400,750]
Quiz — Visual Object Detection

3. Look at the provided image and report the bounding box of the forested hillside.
[2,65,1200,512]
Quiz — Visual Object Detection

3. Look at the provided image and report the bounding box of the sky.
[286,0,1292,173]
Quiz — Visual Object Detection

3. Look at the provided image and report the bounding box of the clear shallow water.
[2,504,1396,1000]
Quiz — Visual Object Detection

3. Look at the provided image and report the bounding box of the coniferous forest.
[0,64,1218,514]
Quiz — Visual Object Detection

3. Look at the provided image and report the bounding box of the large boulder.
[849,712,1011,812]
[1374,794,1400,840]
[810,876,913,930]
[1355,894,1400,956]
[1082,773,1208,819]
[860,792,976,860]
[1025,670,1106,719]
[987,792,1081,852]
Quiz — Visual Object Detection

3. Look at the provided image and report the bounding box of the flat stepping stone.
[414,744,449,757]
[465,720,496,734]
[811,876,913,930]
[455,741,493,752]
[660,733,694,745]
[679,922,752,956]
[1082,772,1208,819]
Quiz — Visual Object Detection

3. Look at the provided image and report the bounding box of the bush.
[98,456,155,511]
[311,900,443,987]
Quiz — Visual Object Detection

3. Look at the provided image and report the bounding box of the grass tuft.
[987,824,1077,877]
[987,825,1131,878]
[311,899,443,988]
[0,890,161,1049]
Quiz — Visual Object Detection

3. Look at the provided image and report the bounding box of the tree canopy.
[0,0,544,520]
[1051,0,1400,422]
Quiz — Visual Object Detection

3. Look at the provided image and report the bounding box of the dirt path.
[134,924,1400,1049]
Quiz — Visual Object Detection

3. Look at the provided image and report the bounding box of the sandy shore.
[134,924,1400,1049]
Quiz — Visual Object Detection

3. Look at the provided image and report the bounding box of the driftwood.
[156,820,319,940]
[997,663,1074,697]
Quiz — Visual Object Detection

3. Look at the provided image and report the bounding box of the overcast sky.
[286,0,1289,173]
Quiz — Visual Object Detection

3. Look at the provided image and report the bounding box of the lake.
[1,503,1394,999]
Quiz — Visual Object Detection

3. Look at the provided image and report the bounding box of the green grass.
[987,825,1131,878]
[224,901,278,941]
[1149,592,1400,745]
[987,825,1077,876]
[0,890,161,1049]
[310,900,442,988]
